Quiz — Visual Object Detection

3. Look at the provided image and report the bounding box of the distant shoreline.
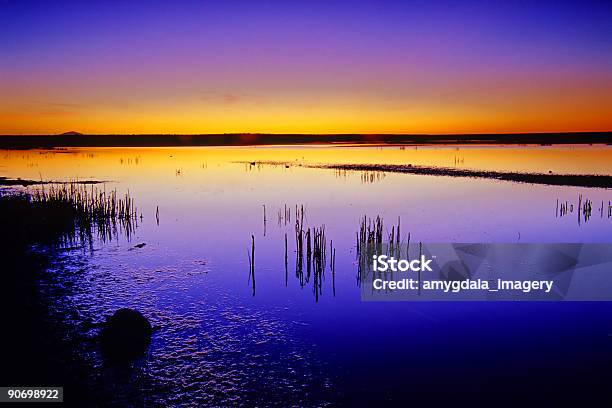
[241,161,612,188]
[0,132,611,149]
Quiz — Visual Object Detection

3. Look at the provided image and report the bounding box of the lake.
[3,145,612,406]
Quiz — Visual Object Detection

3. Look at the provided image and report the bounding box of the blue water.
[6,146,612,406]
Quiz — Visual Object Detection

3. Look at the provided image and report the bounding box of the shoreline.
[0,188,141,405]
[0,131,611,149]
[0,177,105,187]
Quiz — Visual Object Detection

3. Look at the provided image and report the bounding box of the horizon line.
[2,130,612,137]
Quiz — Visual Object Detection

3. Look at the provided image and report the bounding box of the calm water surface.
[3,145,612,406]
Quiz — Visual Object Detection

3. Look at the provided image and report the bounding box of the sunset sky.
[1,0,611,135]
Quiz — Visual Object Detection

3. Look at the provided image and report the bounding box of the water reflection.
[332,168,387,184]
[3,145,612,406]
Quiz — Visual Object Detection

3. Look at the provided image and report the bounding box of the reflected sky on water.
[3,145,612,405]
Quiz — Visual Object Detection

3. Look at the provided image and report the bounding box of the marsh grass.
[556,195,610,224]
[248,234,255,296]
[0,182,139,250]
[356,215,405,287]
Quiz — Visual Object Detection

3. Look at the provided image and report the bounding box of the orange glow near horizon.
[2,75,612,135]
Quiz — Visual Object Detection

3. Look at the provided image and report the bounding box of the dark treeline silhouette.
[1,131,611,149]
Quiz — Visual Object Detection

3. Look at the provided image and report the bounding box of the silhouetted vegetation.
[356,215,406,288]
[556,196,612,224]
[1,183,139,250]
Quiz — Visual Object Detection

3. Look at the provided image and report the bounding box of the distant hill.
[59,131,83,136]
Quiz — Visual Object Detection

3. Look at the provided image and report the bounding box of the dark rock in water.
[101,308,152,360]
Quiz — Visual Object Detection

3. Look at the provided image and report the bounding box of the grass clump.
[0,183,138,250]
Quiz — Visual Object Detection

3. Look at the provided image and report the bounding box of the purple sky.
[1,0,611,134]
